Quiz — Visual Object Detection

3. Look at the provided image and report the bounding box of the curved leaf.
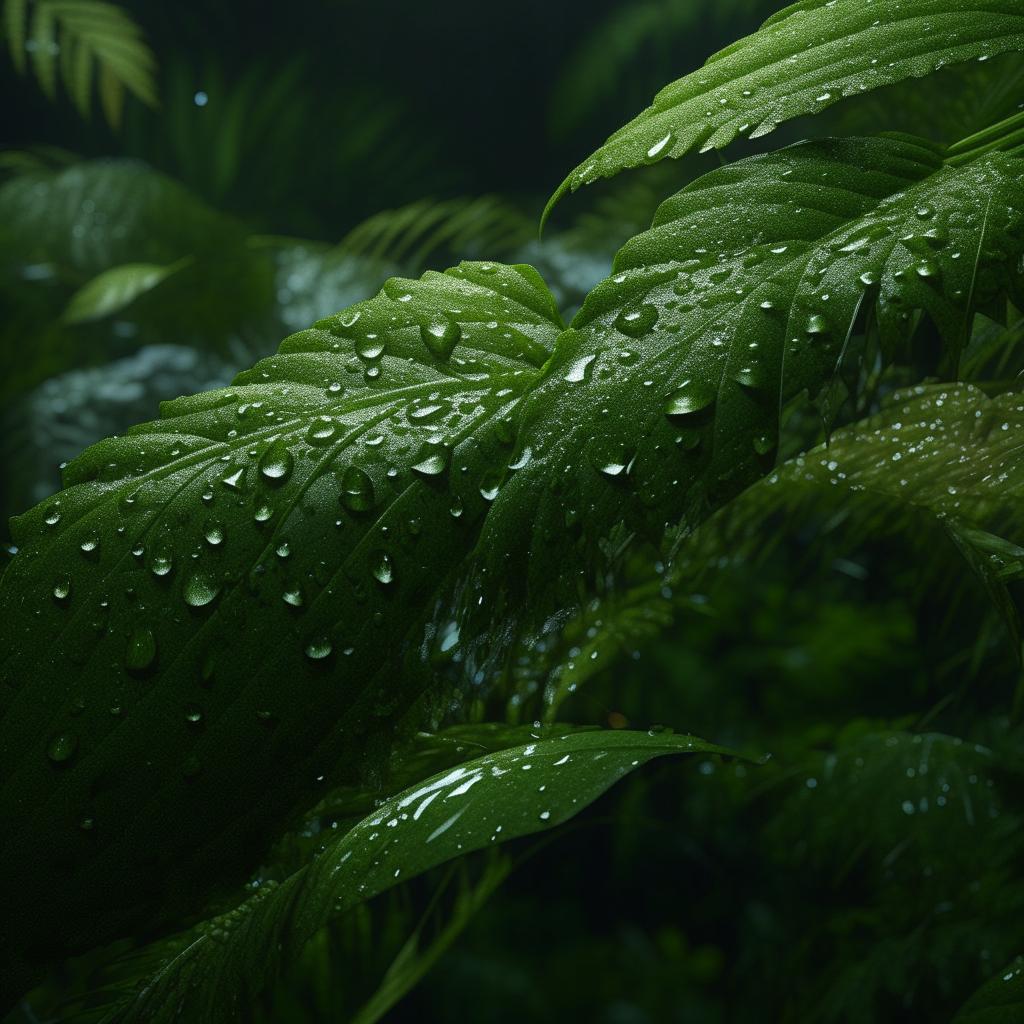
[106,728,729,1023]
[63,258,190,323]
[955,957,1024,1023]
[0,261,562,973]
[545,0,1024,218]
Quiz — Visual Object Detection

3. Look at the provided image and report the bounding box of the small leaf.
[108,728,733,1023]
[62,258,190,323]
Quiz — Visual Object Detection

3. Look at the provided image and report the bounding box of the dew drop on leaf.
[259,440,294,482]
[664,380,716,417]
[125,627,157,673]
[371,550,394,585]
[340,465,376,512]
[614,304,658,338]
[184,572,220,608]
[46,732,77,764]
[420,315,461,360]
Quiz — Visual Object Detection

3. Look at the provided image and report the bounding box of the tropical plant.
[1,0,1023,1020]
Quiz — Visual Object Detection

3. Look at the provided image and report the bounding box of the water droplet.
[282,584,304,607]
[420,315,461,360]
[805,313,829,335]
[646,132,673,159]
[184,704,203,724]
[203,519,225,546]
[340,465,376,512]
[52,576,72,603]
[184,572,220,608]
[412,446,448,477]
[47,732,77,763]
[306,416,339,446]
[372,550,394,584]
[79,535,100,555]
[664,380,715,417]
[126,626,157,672]
[614,303,658,338]
[259,440,294,483]
[305,637,333,660]
[563,353,596,383]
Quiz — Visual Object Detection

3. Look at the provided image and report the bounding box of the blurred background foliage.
[2,0,1023,1021]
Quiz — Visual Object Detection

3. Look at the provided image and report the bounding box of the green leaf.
[4,0,28,73]
[544,0,1024,219]
[0,260,563,975]
[955,957,1024,1022]
[105,728,730,1023]
[62,258,191,323]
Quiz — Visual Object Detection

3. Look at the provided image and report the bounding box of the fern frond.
[4,0,157,127]
[337,195,533,272]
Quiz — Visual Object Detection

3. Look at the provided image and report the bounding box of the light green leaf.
[62,258,190,323]
[955,957,1024,1023]
[106,728,730,1023]
[545,0,1024,219]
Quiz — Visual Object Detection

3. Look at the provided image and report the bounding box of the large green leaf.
[1,137,1022,988]
[0,261,562,980]
[545,0,1024,218]
[104,728,728,1023]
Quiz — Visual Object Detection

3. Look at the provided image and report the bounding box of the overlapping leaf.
[546,0,1024,217]
[106,729,728,1023]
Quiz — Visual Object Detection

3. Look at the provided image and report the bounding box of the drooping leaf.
[0,261,563,978]
[63,259,190,324]
[955,957,1024,1023]
[545,0,1024,219]
[104,728,730,1023]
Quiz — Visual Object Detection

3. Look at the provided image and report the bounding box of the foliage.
[3,0,156,127]
[1,0,1023,1020]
